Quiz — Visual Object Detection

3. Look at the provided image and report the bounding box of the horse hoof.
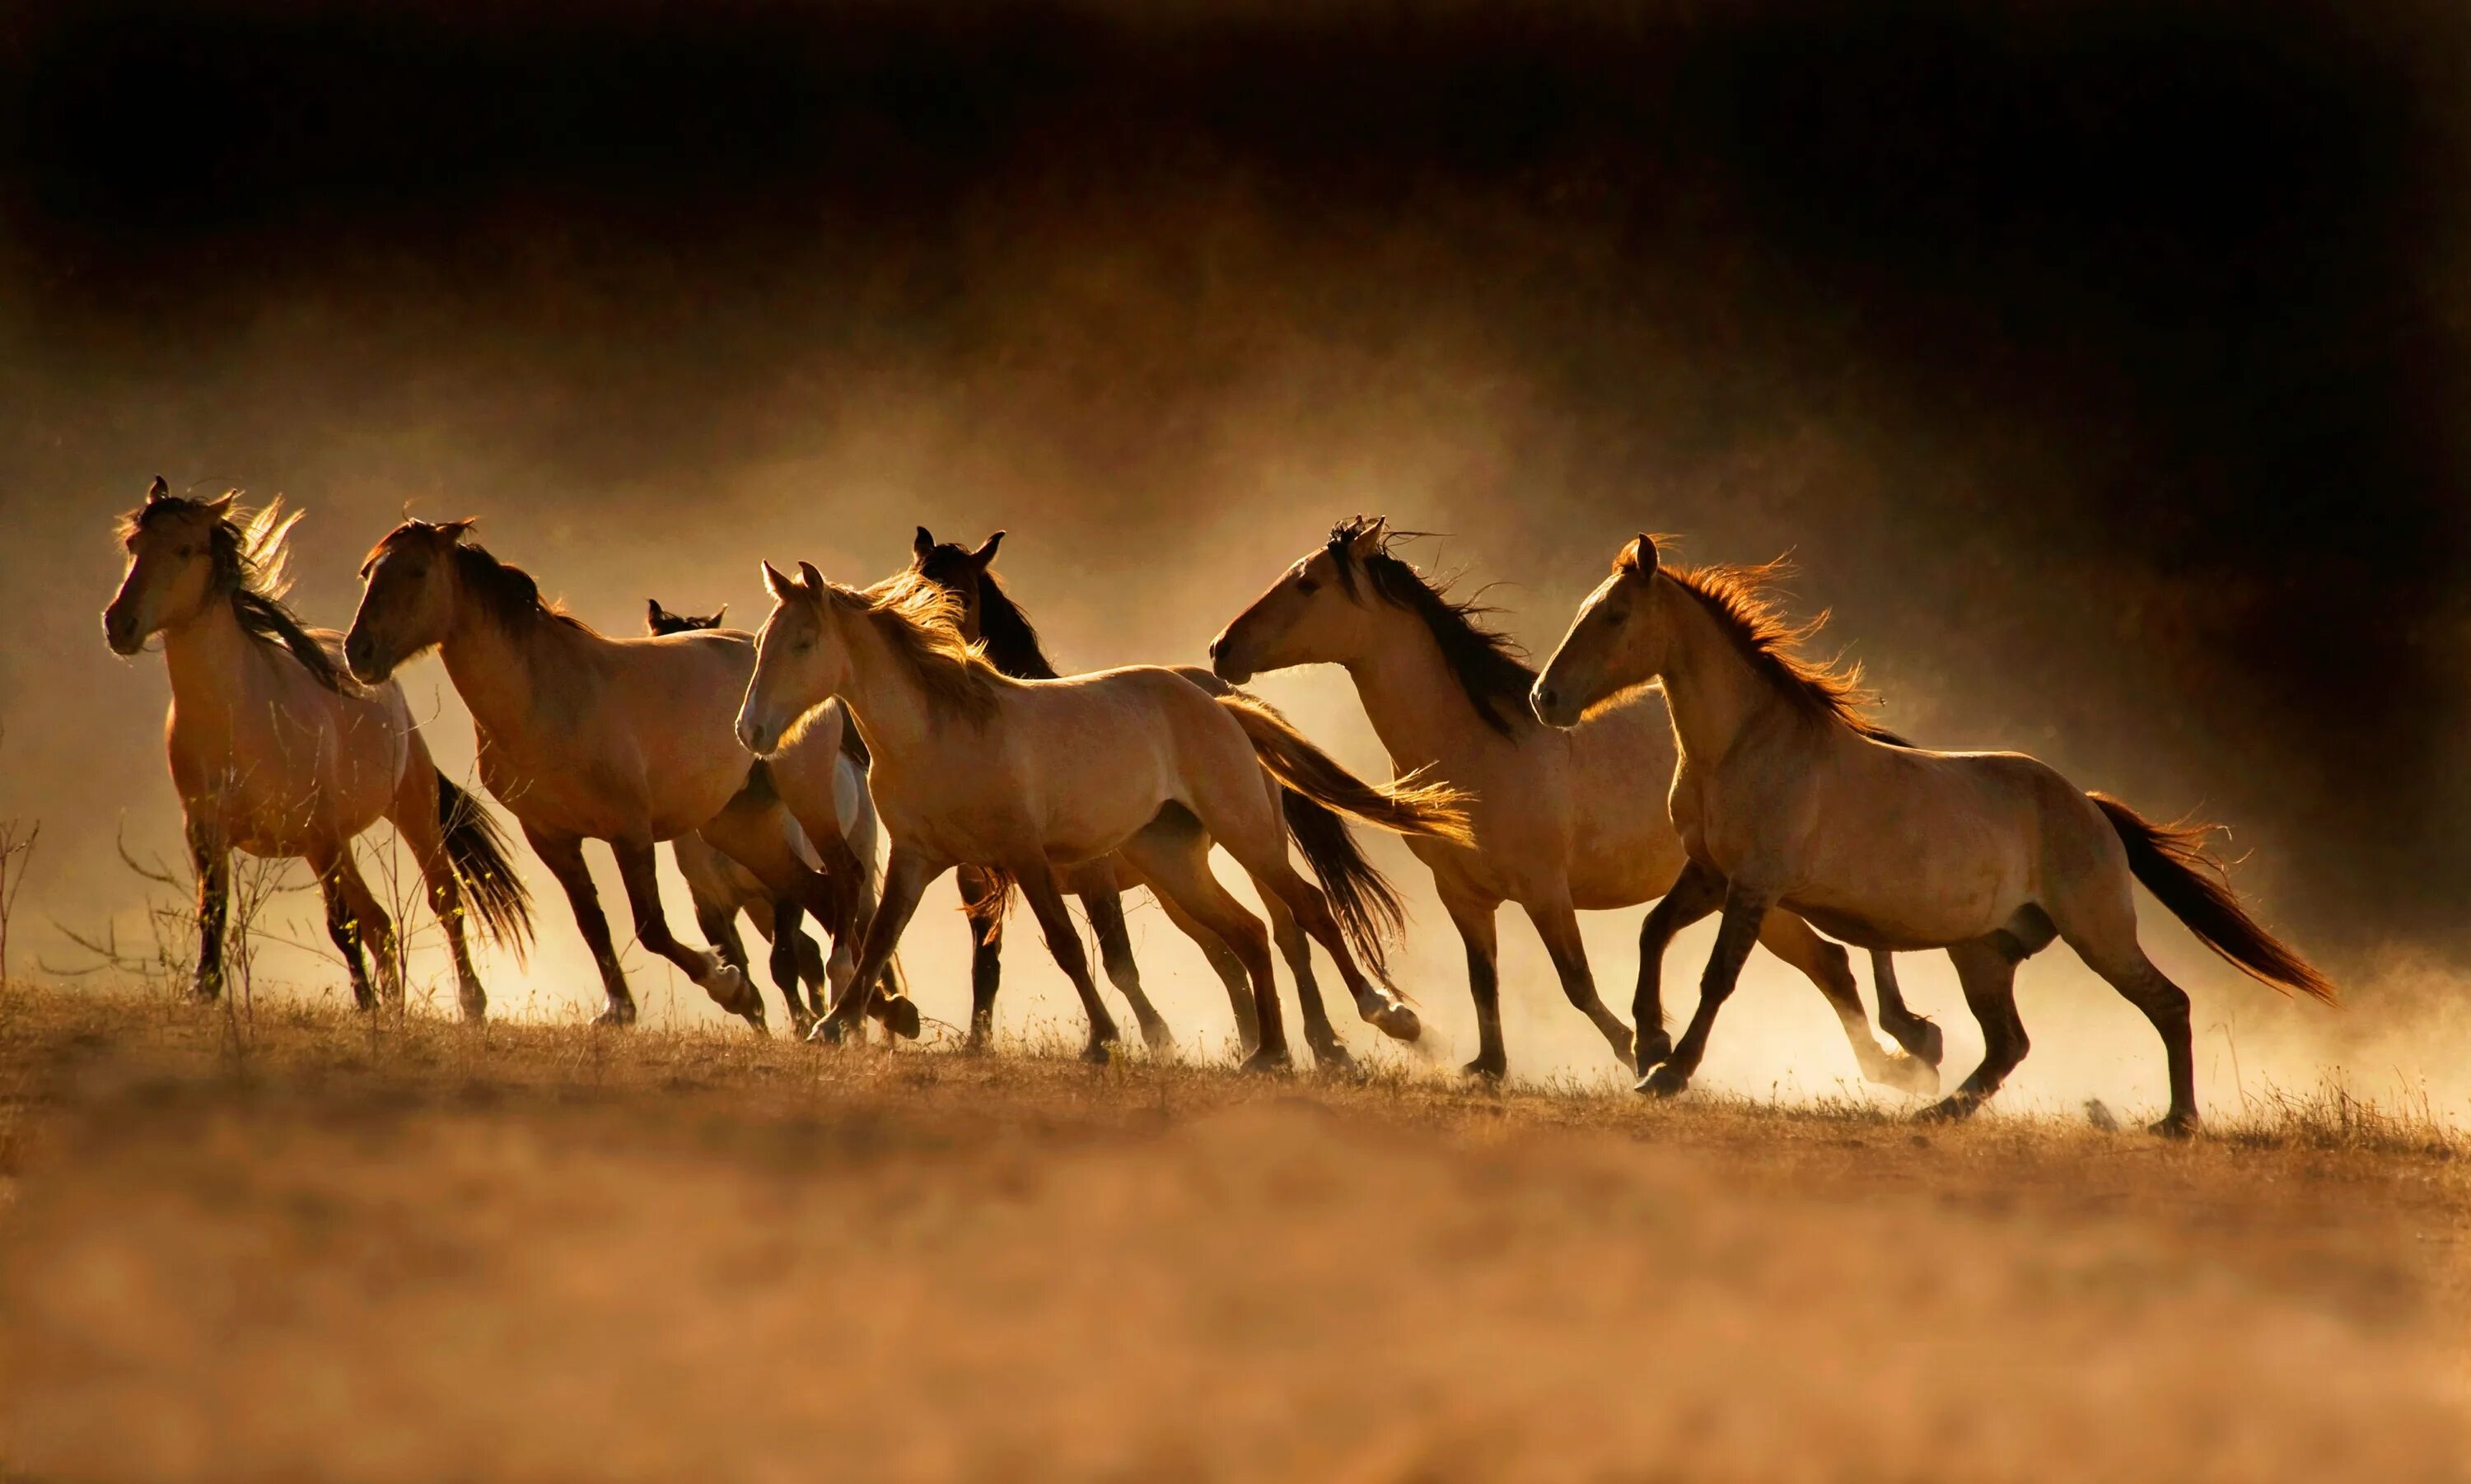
[1880,1053,1941,1098]
[1309,1040,1357,1074]
[1367,1001,1422,1043]
[1081,1041,1116,1066]
[805,1016,852,1047]
[2148,1112,2200,1139]
[1460,1056,1506,1082]
[1633,1031,1674,1069]
[1637,1063,1689,1099]
[1916,1095,1978,1123]
[1240,1047,1293,1076]
[594,1004,638,1029]
[1139,1024,1178,1059]
[880,996,923,1041]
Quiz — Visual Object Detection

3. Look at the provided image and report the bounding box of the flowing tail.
[1218,694,1473,843]
[1280,786,1408,982]
[437,772,534,958]
[2090,793,2334,1004]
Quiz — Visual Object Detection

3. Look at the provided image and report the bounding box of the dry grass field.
[1,981,2465,1483]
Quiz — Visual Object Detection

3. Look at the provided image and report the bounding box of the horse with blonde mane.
[737,560,1470,1066]
[910,526,1410,1065]
[1209,516,1941,1091]
[102,478,531,1016]
[346,519,915,1036]
[1531,534,2337,1134]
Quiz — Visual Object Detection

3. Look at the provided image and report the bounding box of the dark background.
[4,0,2465,992]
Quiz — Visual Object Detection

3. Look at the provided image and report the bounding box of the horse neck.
[1343,604,1508,773]
[158,595,263,726]
[436,600,569,741]
[824,603,937,763]
[1650,576,1776,767]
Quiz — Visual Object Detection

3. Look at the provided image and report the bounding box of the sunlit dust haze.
[4,0,2469,1121]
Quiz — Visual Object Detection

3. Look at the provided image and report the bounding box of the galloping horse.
[346,520,914,1036]
[736,562,1470,1066]
[910,527,1408,1065]
[1209,516,1941,1090]
[102,480,530,1016]
[1530,534,2335,1133]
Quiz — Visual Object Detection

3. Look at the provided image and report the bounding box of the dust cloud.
[3,0,2468,1119]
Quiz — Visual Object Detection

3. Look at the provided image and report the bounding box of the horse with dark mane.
[346,519,914,1036]
[103,478,531,1017]
[911,528,1406,1062]
[1211,516,1942,1091]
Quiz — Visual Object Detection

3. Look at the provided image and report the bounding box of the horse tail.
[437,772,534,958]
[1217,694,1473,843]
[1280,786,1408,981]
[2089,792,2334,1004]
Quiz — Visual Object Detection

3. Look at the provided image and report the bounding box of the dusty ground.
[0,982,2464,1483]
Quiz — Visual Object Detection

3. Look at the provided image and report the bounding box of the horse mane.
[1326,515,1535,736]
[122,493,350,693]
[1644,550,1905,743]
[829,570,1005,725]
[451,544,600,640]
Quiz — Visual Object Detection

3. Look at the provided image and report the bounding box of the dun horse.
[346,520,914,1036]
[1530,534,2336,1133]
[911,527,1408,1065]
[1210,516,1940,1090]
[736,561,1469,1066]
[102,480,531,1017]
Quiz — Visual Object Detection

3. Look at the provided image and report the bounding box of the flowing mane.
[121,493,349,693]
[1326,516,1535,736]
[833,570,1006,725]
[1639,548,1905,743]
[359,522,600,642]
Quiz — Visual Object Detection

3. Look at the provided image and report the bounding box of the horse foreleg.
[523,824,636,1027]
[1641,879,1773,1097]
[185,817,230,1003]
[1264,891,1352,1070]
[1633,861,1723,1071]
[612,837,761,1033]
[1521,895,1636,1072]
[1440,891,1505,1080]
[392,763,488,1021]
[1074,861,1176,1057]
[1013,860,1119,1063]
[957,866,1007,1051]
[817,845,940,1044]
[308,843,377,1011]
[1919,936,2032,1125]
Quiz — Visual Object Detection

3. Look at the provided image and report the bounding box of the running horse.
[102,479,531,1016]
[1530,534,2336,1133]
[345,519,915,1036]
[1209,516,1941,1090]
[910,527,1408,1064]
[736,561,1469,1066]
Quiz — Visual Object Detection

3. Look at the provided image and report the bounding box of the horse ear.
[1619,534,1658,574]
[711,604,726,626]
[796,561,825,594]
[761,562,795,599]
[1348,516,1389,558]
[436,517,478,543]
[203,490,237,518]
[969,530,1004,568]
[647,599,666,626]
[147,475,169,502]
[913,526,935,558]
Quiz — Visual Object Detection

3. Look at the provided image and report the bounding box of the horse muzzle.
[1206,634,1254,684]
[100,609,145,656]
[1530,680,1584,730]
[343,632,393,684]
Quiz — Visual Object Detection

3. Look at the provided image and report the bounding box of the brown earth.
[2,983,2465,1482]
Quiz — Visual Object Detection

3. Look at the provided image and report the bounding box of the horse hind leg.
[1264,889,1356,1070]
[1114,818,1287,1072]
[392,768,490,1020]
[1756,911,1939,1097]
[1868,950,1944,1069]
[311,846,377,1011]
[2044,884,2198,1136]
[322,845,403,1010]
[1151,885,1264,1058]
[1075,861,1177,1057]
[958,866,1007,1052]
[1918,936,2030,1123]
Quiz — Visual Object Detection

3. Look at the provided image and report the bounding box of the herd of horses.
[103,480,2334,1134]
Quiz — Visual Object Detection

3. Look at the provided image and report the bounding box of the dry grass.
[2,980,2466,1482]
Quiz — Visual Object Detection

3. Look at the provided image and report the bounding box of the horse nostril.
[1534,686,1558,713]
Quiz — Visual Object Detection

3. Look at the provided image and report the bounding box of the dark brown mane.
[451,544,600,639]
[1326,515,1534,736]
[1657,555,1905,743]
[912,540,1060,680]
[122,493,349,693]
[830,571,1004,725]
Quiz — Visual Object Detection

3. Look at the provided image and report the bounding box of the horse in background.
[910,527,1405,1065]
[347,519,915,1037]
[1530,534,2336,1132]
[1210,516,1941,1092]
[102,478,531,1017]
[738,560,1466,1066]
